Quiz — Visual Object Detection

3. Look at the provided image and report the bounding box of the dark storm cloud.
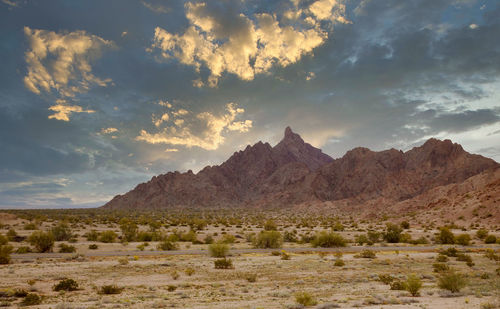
[0,0,499,208]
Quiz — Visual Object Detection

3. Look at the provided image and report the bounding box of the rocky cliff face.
[102,128,498,210]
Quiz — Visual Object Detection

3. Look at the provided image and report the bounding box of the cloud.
[141,0,169,14]
[23,27,113,120]
[48,104,95,121]
[136,103,252,150]
[151,1,349,86]
[100,127,118,134]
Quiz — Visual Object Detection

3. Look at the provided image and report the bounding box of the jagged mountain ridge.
[103,127,499,209]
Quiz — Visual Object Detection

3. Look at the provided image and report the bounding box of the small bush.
[401,221,410,229]
[433,263,450,273]
[334,259,345,267]
[157,240,179,251]
[23,223,37,230]
[456,253,474,267]
[118,257,129,265]
[170,270,179,280]
[438,271,467,293]
[311,231,346,248]
[208,243,229,257]
[405,274,422,296]
[384,223,403,243]
[58,243,76,253]
[440,247,458,257]
[53,278,79,291]
[14,288,28,297]
[295,292,317,306]
[0,234,7,245]
[264,219,278,231]
[51,223,72,241]
[245,273,257,282]
[476,229,488,239]
[86,230,99,241]
[378,274,394,284]
[358,249,376,259]
[280,250,291,260]
[455,234,471,246]
[98,285,123,295]
[15,246,32,254]
[0,245,13,264]
[21,293,41,306]
[98,231,117,243]
[214,258,233,269]
[253,231,283,249]
[88,244,98,250]
[185,267,195,276]
[437,227,455,244]
[484,235,497,244]
[221,234,236,244]
[28,231,54,253]
[167,285,177,292]
[436,254,449,262]
[390,280,407,290]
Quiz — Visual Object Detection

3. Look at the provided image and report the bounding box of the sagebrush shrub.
[28,231,54,253]
[253,231,283,249]
[405,274,422,296]
[208,243,229,257]
[157,240,179,251]
[53,278,79,291]
[214,258,233,269]
[311,231,346,248]
[295,292,317,306]
[98,285,123,295]
[438,271,466,293]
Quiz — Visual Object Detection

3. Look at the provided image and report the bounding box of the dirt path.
[11,244,495,259]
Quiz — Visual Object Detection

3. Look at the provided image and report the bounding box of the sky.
[1,0,499,209]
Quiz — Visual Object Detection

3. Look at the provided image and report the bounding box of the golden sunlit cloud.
[23,27,113,121]
[48,104,95,122]
[136,103,252,150]
[151,0,349,87]
[100,127,119,134]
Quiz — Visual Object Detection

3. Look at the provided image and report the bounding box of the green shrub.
[28,231,54,253]
[14,288,28,297]
[334,259,345,267]
[6,229,18,241]
[440,247,458,257]
[23,223,37,230]
[253,231,283,249]
[245,273,257,282]
[438,271,467,293]
[390,280,407,290]
[214,258,234,269]
[378,274,394,284]
[358,249,376,259]
[88,244,98,250]
[51,223,72,241]
[295,292,317,306]
[15,246,32,253]
[119,219,138,242]
[184,267,195,276]
[433,263,450,273]
[455,234,471,246]
[355,234,370,246]
[21,293,41,306]
[436,254,449,262]
[208,243,229,257]
[401,221,410,229]
[367,231,381,244]
[264,219,277,231]
[86,230,99,241]
[58,243,76,253]
[221,234,236,244]
[405,274,422,296]
[136,231,154,242]
[53,278,79,291]
[311,231,346,248]
[204,235,214,244]
[476,229,488,239]
[98,285,123,295]
[384,223,403,243]
[484,235,497,244]
[98,230,117,243]
[0,245,13,264]
[157,240,179,251]
[437,227,455,244]
[283,231,298,243]
[167,285,177,292]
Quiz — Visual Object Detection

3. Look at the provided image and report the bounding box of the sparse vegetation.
[253,231,283,248]
[311,231,346,247]
[405,274,422,296]
[21,293,41,306]
[157,240,179,251]
[214,258,233,269]
[295,291,317,306]
[53,278,79,291]
[208,242,229,257]
[0,245,13,264]
[438,271,467,293]
[98,285,123,295]
[28,231,54,253]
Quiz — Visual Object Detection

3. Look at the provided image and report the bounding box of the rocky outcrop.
[102,128,499,210]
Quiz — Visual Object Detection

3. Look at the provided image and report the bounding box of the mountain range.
[103,127,499,222]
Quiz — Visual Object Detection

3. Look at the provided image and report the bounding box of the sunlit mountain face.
[1,0,499,208]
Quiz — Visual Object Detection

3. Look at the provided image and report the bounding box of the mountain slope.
[102,128,499,210]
